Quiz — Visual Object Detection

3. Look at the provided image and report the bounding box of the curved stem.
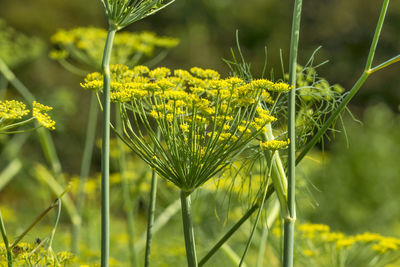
[72,93,99,254]
[100,26,116,267]
[180,190,198,267]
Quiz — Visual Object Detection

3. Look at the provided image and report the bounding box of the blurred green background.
[1,0,400,265]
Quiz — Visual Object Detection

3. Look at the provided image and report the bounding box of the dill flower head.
[82,64,292,191]
[50,27,179,69]
[0,19,44,68]
[0,100,29,119]
[32,101,56,130]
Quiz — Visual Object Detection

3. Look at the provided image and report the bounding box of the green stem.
[198,187,274,267]
[72,93,99,254]
[0,58,62,178]
[180,190,198,267]
[296,0,391,165]
[100,26,116,267]
[144,131,160,267]
[116,106,138,267]
[0,209,12,267]
[284,0,302,266]
[0,159,22,191]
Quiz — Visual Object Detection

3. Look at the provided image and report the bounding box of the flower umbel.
[81,64,292,191]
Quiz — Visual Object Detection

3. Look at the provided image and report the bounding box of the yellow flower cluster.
[260,139,290,151]
[0,100,29,119]
[0,242,75,266]
[32,101,56,130]
[81,64,292,190]
[0,100,56,131]
[50,27,179,67]
[296,223,400,256]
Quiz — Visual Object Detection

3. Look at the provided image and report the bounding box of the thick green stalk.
[116,106,138,267]
[0,74,7,100]
[144,168,158,267]
[296,0,391,166]
[284,0,302,267]
[100,26,117,267]
[0,58,62,178]
[180,190,198,267]
[0,209,12,267]
[72,93,99,254]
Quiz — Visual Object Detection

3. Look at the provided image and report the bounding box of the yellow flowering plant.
[81,63,293,264]
[0,100,56,133]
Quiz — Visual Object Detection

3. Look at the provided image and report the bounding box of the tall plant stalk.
[72,93,99,254]
[100,26,116,267]
[180,190,198,267]
[284,0,303,266]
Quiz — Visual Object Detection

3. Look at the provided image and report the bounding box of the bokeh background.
[1,0,400,265]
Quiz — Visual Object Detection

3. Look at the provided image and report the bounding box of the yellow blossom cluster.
[0,100,55,131]
[293,223,400,265]
[32,101,56,130]
[260,139,290,151]
[50,27,179,67]
[81,64,292,190]
[0,100,29,119]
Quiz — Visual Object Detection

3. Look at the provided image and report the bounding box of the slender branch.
[180,190,198,267]
[284,0,303,266]
[100,26,117,267]
[296,0,391,166]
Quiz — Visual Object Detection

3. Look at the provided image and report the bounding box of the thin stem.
[296,0,391,165]
[367,54,400,74]
[198,187,274,267]
[0,58,62,178]
[72,93,99,254]
[116,106,138,267]
[144,165,159,267]
[100,26,116,267]
[180,190,198,267]
[0,209,12,267]
[365,0,390,70]
[284,0,302,266]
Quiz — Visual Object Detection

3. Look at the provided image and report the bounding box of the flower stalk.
[100,26,116,267]
[284,0,303,266]
[180,190,198,267]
